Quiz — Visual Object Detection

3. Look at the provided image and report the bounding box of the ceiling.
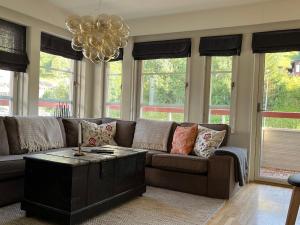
[46,0,274,20]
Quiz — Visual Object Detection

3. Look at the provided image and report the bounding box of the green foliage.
[141,58,186,106]
[39,52,73,116]
[210,57,232,108]
[140,58,187,122]
[263,52,300,129]
[106,61,122,104]
[42,83,70,101]
[106,109,121,118]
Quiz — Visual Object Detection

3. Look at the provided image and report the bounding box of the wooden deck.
[261,128,300,173]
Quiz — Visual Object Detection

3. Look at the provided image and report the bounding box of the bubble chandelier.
[65,14,129,63]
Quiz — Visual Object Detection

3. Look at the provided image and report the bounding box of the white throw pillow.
[81,120,117,147]
[193,125,226,158]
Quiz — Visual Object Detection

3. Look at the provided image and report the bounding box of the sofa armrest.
[207,155,236,199]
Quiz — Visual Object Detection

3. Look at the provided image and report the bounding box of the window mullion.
[230,56,239,133]
[12,72,19,115]
[204,56,212,123]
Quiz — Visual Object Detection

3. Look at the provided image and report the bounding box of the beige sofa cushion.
[132,119,173,152]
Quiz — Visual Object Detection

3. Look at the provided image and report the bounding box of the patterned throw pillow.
[193,126,226,158]
[81,121,117,147]
[170,124,198,155]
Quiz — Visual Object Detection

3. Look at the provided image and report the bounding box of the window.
[208,56,234,125]
[38,52,76,116]
[0,70,14,115]
[139,58,187,122]
[259,51,300,180]
[296,64,300,73]
[104,61,122,118]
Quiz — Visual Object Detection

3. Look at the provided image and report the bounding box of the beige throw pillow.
[81,120,117,147]
[132,119,173,152]
[193,125,226,158]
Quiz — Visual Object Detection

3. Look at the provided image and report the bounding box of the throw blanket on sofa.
[213,146,248,186]
[132,119,173,152]
[17,117,64,152]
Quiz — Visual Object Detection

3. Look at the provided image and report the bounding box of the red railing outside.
[0,99,9,105]
[2,99,300,119]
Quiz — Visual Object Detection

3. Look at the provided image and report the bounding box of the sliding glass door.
[256,51,300,182]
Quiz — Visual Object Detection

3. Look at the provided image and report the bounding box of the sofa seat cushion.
[151,154,208,174]
[0,155,25,181]
[0,148,70,181]
[146,150,164,166]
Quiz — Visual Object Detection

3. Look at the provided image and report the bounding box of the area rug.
[0,187,225,225]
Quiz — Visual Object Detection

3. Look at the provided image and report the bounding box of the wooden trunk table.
[21,146,147,225]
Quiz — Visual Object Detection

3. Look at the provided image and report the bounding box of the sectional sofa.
[0,116,238,207]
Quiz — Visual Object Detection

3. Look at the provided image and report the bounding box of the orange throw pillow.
[171,124,198,155]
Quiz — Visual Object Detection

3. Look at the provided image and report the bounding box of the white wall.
[127,0,300,36]
[0,0,68,28]
[0,5,95,117]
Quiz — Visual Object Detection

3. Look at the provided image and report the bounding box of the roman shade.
[132,38,191,60]
[252,29,300,53]
[110,48,123,61]
[41,32,83,60]
[199,34,243,56]
[0,19,29,72]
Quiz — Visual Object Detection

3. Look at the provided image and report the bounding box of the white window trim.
[135,58,190,122]
[184,57,191,122]
[102,61,123,119]
[38,53,79,117]
[73,60,80,118]
[134,60,142,120]
[204,56,238,133]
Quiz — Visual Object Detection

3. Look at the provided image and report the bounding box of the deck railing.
[2,99,300,120]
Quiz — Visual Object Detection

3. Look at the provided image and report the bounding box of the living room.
[0,0,300,224]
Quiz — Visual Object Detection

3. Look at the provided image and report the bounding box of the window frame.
[135,57,190,122]
[204,55,238,132]
[0,70,20,116]
[102,60,123,118]
[38,52,79,117]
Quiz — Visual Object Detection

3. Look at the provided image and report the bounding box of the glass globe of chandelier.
[65,14,129,63]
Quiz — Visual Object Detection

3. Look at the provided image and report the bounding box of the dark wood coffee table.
[21,146,147,225]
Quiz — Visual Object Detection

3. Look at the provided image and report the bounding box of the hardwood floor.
[207,183,300,225]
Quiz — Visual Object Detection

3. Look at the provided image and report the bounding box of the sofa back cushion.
[102,118,136,147]
[132,119,174,152]
[4,117,25,155]
[62,118,102,147]
[181,122,230,147]
[167,122,178,153]
[0,117,9,155]
[4,117,67,155]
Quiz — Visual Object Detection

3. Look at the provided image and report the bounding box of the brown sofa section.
[207,155,236,199]
[151,154,208,174]
[145,150,163,166]
[0,117,9,156]
[0,116,240,207]
[146,167,208,196]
